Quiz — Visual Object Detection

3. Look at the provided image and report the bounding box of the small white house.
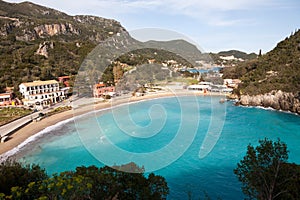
[187,84,211,92]
[0,93,13,106]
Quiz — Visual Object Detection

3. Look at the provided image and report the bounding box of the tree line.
[0,138,299,200]
[0,161,168,200]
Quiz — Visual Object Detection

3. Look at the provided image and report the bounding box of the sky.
[5,0,300,53]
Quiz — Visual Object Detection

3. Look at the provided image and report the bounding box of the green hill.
[0,0,202,93]
[223,30,300,95]
[207,50,257,66]
[0,0,125,92]
[144,39,210,64]
[217,50,257,60]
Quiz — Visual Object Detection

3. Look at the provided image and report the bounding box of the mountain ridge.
[217,50,257,60]
[0,0,128,92]
[0,0,208,93]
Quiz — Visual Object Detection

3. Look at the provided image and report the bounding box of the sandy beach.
[0,90,227,157]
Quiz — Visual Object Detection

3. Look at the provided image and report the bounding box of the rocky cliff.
[0,0,128,92]
[0,0,201,94]
[238,90,300,114]
[223,29,300,114]
[0,1,125,43]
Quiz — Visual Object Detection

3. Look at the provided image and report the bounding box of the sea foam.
[0,96,179,162]
[0,117,75,162]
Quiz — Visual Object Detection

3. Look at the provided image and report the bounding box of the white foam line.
[239,105,299,116]
[0,97,171,161]
[0,118,74,162]
[0,94,200,161]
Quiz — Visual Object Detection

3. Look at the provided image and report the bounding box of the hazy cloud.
[5,0,282,26]
[85,0,276,26]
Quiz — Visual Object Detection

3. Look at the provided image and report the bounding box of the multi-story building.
[93,83,115,98]
[19,80,66,107]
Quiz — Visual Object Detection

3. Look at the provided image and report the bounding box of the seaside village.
[0,60,242,142]
[0,65,241,110]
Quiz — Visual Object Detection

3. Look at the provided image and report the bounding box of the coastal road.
[0,98,74,141]
[0,112,41,139]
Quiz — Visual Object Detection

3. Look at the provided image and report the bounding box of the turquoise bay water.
[17,96,300,199]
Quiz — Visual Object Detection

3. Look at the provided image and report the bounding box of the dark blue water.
[18,96,300,199]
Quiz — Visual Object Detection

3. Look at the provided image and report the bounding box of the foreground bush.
[234,138,300,200]
[0,161,169,200]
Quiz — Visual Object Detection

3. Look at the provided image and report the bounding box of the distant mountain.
[144,39,209,64]
[223,29,300,95]
[208,50,257,66]
[217,50,257,60]
[0,1,210,93]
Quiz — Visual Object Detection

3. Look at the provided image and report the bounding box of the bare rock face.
[239,90,300,114]
[34,23,80,37]
[35,41,54,58]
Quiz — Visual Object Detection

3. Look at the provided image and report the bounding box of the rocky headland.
[237,90,300,114]
[223,29,300,115]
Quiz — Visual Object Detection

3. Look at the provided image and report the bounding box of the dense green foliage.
[0,1,201,95]
[0,39,96,92]
[208,50,257,66]
[144,39,210,64]
[116,48,193,68]
[0,0,124,93]
[223,30,300,95]
[0,161,169,200]
[0,160,48,196]
[99,48,191,85]
[91,47,193,87]
[234,138,300,200]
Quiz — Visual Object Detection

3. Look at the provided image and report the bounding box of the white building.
[19,80,66,108]
[187,84,211,93]
[0,93,13,106]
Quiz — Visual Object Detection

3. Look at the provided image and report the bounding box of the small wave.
[0,99,156,162]
[0,98,161,161]
[240,105,298,116]
[256,106,277,111]
[0,95,220,162]
[99,135,106,144]
[0,118,75,162]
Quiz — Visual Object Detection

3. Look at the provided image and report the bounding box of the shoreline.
[0,90,227,159]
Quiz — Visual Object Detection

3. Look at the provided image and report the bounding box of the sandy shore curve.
[0,91,227,157]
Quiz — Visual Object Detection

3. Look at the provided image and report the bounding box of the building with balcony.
[93,83,115,98]
[19,80,66,108]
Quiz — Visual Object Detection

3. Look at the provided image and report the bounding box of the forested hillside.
[0,0,129,93]
[0,1,202,94]
[223,30,300,95]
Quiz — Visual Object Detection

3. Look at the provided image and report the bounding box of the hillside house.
[224,79,242,88]
[0,93,13,106]
[58,76,71,87]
